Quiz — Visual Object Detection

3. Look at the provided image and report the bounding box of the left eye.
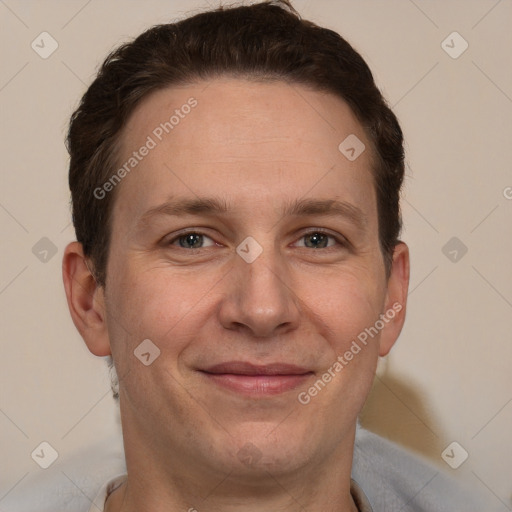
[294,231,340,249]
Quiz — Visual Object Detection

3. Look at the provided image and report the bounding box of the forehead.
[121,77,367,157]
[113,77,376,227]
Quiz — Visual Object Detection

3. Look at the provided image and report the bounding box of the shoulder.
[352,425,499,512]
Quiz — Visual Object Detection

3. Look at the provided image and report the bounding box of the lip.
[199,361,314,396]
[203,361,312,375]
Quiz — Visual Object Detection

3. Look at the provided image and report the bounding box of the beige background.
[1,0,511,509]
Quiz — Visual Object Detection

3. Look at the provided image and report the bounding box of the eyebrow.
[137,196,367,230]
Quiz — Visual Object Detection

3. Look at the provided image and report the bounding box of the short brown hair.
[66,0,404,286]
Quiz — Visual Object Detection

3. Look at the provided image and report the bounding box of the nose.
[217,242,301,339]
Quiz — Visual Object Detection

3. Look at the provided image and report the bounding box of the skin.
[63,78,409,511]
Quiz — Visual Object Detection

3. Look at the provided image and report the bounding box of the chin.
[213,420,320,476]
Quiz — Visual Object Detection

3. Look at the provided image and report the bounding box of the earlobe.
[379,242,410,357]
[62,241,111,356]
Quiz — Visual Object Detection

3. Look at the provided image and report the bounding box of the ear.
[379,242,410,356]
[62,241,111,356]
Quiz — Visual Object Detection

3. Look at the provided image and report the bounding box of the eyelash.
[165,229,348,251]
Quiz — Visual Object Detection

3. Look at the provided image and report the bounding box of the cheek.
[104,265,208,419]
[294,274,383,449]
[299,267,384,398]
[298,279,382,419]
[307,265,385,346]
[104,260,218,367]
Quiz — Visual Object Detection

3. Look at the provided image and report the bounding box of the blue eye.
[166,229,346,251]
[170,232,216,249]
[294,230,345,250]
[298,231,336,249]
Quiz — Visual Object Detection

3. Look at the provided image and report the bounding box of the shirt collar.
[351,478,373,512]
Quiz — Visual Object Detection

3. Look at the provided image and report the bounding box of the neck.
[106,473,359,512]
[105,432,359,512]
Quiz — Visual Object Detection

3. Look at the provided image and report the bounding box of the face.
[97,78,407,479]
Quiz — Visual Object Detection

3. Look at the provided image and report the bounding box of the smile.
[199,362,314,396]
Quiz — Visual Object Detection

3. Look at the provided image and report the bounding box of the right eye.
[166,231,217,250]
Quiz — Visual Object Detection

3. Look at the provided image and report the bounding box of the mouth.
[199,361,314,396]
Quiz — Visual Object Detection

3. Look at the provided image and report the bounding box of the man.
[62,1,494,510]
